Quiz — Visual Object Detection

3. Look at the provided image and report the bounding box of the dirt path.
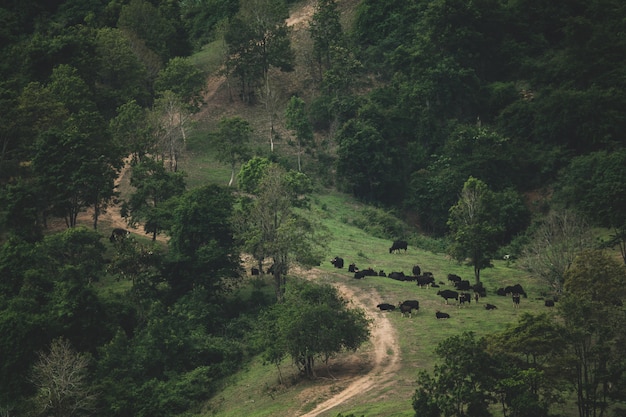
[298,281,401,417]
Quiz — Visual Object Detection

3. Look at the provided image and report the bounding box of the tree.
[520,210,594,294]
[32,111,122,229]
[309,0,344,79]
[210,117,252,187]
[413,332,498,417]
[237,164,328,300]
[29,338,96,417]
[258,279,370,378]
[560,250,626,417]
[154,57,206,110]
[447,177,502,284]
[166,184,242,297]
[285,96,314,172]
[109,99,153,164]
[123,158,186,240]
[150,90,191,172]
[553,150,626,264]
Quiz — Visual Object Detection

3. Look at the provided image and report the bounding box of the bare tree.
[29,338,97,417]
[521,210,594,294]
[150,90,190,172]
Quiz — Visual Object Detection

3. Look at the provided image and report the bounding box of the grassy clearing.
[202,189,554,417]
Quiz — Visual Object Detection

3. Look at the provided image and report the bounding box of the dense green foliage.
[1,0,626,415]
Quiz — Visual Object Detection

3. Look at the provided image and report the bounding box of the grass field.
[197,189,555,417]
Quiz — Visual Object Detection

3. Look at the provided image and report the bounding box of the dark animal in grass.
[473,281,487,297]
[361,268,378,277]
[505,284,527,298]
[437,289,459,303]
[377,303,396,311]
[454,280,472,291]
[496,287,507,296]
[399,300,420,317]
[378,270,386,277]
[109,228,129,242]
[447,274,462,284]
[459,292,472,306]
[416,275,435,288]
[545,300,555,307]
[330,256,344,268]
[388,271,406,281]
[348,263,358,273]
[412,264,421,276]
[512,293,521,308]
[354,270,367,279]
[436,311,450,319]
[484,303,498,310]
[389,240,408,253]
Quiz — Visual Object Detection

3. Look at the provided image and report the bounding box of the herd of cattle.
[330,240,556,320]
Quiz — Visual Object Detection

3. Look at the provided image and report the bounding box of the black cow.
[496,287,507,296]
[377,303,396,311]
[400,300,420,310]
[361,268,377,277]
[437,289,459,304]
[447,274,462,284]
[512,293,521,308]
[416,275,435,288]
[251,267,260,276]
[454,280,472,291]
[436,311,450,319]
[378,270,387,277]
[354,270,367,279]
[484,303,498,310]
[473,282,487,297]
[505,284,527,298]
[330,256,344,268]
[109,228,129,242]
[545,300,555,307]
[399,300,419,317]
[388,271,406,281]
[348,263,358,273]
[459,292,472,306]
[412,265,421,276]
[389,240,408,253]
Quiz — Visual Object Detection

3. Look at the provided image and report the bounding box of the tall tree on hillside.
[309,0,344,79]
[284,96,314,172]
[122,159,186,240]
[237,164,328,300]
[224,0,294,151]
[109,99,153,164]
[447,177,501,284]
[520,210,593,295]
[560,249,626,417]
[154,57,206,110]
[150,90,191,172]
[210,116,252,187]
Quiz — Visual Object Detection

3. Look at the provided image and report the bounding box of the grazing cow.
[484,303,498,310]
[354,270,367,279]
[447,273,462,284]
[545,300,555,307]
[348,263,358,273]
[412,265,421,276]
[459,292,472,306]
[388,271,406,281]
[496,287,507,296]
[473,282,487,297]
[330,256,344,268]
[505,284,527,298]
[399,304,414,317]
[251,267,260,276]
[512,293,521,308]
[378,270,387,277]
[377,303,396,311]
[437,289,459,304]
[416,275,435,288]
[454,280,472,291]
[109,228,129,242]
[389,240,408,254]
[436,311,450,319]
[361,268,377,277]
[400,300,420,310]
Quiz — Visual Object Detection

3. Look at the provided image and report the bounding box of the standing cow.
[330,256,344,268]
[389,240,408,253]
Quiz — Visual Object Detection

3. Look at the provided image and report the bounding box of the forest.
[1,0,626,416]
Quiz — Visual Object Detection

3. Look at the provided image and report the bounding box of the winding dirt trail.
[297,281,401,417]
